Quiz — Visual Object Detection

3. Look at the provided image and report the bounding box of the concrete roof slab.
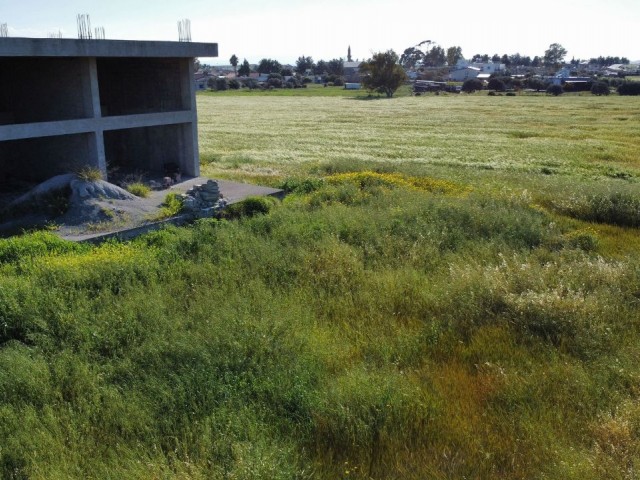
[0,38,218,58]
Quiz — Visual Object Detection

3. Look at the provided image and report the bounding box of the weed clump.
[327,171,468,196]
[155,192,184,219]
[550,191,640,228]
[220,196,278,219]
[124,182,151,198]
[74,166,103,182]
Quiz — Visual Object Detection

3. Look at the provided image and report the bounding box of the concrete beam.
[0,112,194,141]
[0,38,218,58]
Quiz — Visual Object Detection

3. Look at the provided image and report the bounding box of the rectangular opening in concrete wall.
[0,58,93,125]
[97,58,187,116]
[104,124,193,180]
[0,133,96,188]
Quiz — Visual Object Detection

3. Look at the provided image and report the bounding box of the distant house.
[448,58,506,82]
[343,61,361,82]
[604,64,639,76]
[548,67,591,86]
[194,72,211,90]
[448,66,480,82]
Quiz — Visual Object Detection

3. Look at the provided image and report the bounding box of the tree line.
[224,55,347,78]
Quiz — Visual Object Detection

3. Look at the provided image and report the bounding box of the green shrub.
[591,81,610,96]
[488,78,506,91]
[125,182,150,198]
[462,78,483,93]
[551,191,640,227]
[228,79,241,90]
[220,196,278,219]
[546,84,563,96]
[278,177,325,194]
[617,82,640,95]
[155,192,184,219]
[242,78,259,89]
[218,77,230,91]
[0,231,85,265]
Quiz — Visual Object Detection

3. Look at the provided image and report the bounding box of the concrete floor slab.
[25,177,282,243]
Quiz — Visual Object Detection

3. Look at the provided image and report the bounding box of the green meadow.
[1,91,639,479]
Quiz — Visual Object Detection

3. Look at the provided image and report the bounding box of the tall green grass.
[1,174,639,478]
[2,94,640,478]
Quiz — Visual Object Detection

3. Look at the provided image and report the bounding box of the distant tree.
[526,77,547,91]
[462,78,483,93]
[491,54,501,63]
[359,50,407,98]
[214,77,228,91]
[327,58,344,76]
[509,53,522,66]
[257,58,282,74]
[295,55,314,75]
[591,81,610,96]
[228,78,241,90]
[546,84,563,96]
[481,54,490,63]
[591,56,631,67]
[521,56,532,67]
[347,45,352,62]
[326,75,344,86]
[229,54,238,76]
[242,78,258,89]
[488,78,506,91]
[400,46,424,69]
[531,56,541,67]
[446,46,463,66]
[267,73,283,88]
[238,59,251,77]
[544,43,567,68]
[194,58,201,72]
[313,60,328,76]
[501,54,511,67]
[424,46,446,67]
[281,68,293,77]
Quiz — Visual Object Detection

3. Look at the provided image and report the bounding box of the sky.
[2,0,639,65]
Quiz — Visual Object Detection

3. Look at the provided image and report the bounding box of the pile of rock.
[181,180,228,216]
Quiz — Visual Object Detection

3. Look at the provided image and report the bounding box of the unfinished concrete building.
[0,38,218,186]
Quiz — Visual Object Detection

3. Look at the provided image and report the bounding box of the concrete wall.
[97,58,186,116]
[104,123,195,177]
[0,58,93,124]
[0,133,95,183]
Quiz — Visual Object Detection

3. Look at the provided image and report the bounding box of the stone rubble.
[181,180,228,216]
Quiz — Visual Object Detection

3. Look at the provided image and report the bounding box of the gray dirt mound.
[5,175,155,230]
[70,179,136,202]
[61,179,153,227]
[8,174,75,208]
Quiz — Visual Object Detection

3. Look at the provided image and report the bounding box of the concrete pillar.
[180,58,200,177]
[87,57,107,177]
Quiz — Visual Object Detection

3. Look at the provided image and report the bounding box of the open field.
[198,93,640,180]
[1,93,640,479]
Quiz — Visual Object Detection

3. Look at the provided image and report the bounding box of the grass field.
[198,92,640,178]
[1,91,639,479]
